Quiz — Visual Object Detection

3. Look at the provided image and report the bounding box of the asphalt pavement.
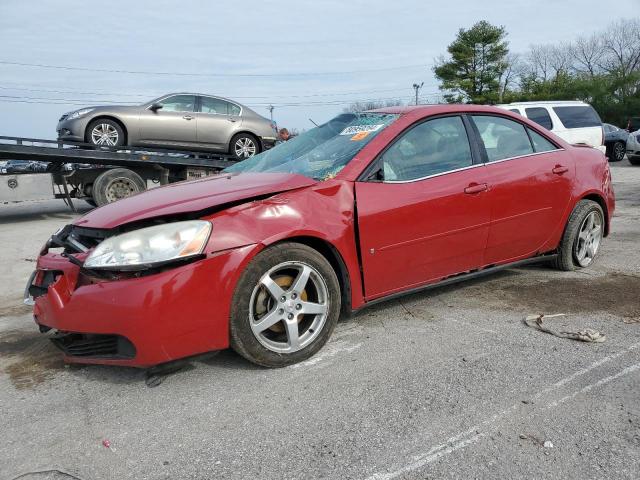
[1,160,639,480]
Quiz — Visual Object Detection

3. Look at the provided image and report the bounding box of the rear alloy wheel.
[611,141,626,162]
[86,119,125,147]
[231,133,260,160]
[230,243,341,367]
[554,200,604,271]
[629,156,640,166]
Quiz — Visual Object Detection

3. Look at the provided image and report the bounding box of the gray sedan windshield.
[225,112,398,180]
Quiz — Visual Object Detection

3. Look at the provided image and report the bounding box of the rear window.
[525,107,553,130]
[553,106,601,128]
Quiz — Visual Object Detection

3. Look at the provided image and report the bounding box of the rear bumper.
[29,244,257,367]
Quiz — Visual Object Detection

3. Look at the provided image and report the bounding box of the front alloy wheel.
[613,141,626,162]
[230,242,341,367]
[91,123,120,146]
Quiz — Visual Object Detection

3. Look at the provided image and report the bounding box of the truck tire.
[92,168,146,207]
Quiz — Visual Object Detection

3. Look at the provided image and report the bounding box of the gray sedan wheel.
[612,141,626,162]
[86,119,125,147]
[230,133,260,159]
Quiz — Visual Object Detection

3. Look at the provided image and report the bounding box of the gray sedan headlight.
[84,221,212,270]
[67,108,94,120]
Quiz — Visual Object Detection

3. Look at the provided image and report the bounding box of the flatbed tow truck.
[0,136,238,211]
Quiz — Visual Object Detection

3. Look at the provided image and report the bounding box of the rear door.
[195,96,242,149]
[138,94,198,147]
[470,114,574,265]
[355,115,491,299]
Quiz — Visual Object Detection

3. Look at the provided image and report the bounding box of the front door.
[469,114,574,264]
[138,94,198,147]
[355,115,491,299]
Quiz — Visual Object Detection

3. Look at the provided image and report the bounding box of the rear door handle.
[552,165,569,175]
[464,183,488,194]
[183,115,194,120]
[227,117,237,123]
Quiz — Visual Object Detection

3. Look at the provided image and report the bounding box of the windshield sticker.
[339,124,384,136]
[350,131,370,141]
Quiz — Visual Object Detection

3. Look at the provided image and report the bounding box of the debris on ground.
[102,439,111,448]
[543,440,554,448]
[523,314,606,343]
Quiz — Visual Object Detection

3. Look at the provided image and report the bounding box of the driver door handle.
[464,183,488,194]
[227,117,237,123]
[552,165,569,175]
[183,115,194,121]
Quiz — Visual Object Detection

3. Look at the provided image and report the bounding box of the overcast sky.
[0,0,635,138]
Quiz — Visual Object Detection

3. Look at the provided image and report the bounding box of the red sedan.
[26,105,615,368]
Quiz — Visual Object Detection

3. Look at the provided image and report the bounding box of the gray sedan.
[57,93,278,159]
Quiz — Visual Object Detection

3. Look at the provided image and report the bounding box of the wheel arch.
[229,130,262,152]
[85,116,129,145]
[266,235,353,315]
[578,192,610,236]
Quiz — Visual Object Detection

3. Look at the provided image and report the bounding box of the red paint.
[33,105,615,367]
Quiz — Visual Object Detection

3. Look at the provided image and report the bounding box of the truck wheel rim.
[234,137,256,158]
[574,211,603,267]
[249,261,329,354]
[105,177,140,203]
[91,124,119,146]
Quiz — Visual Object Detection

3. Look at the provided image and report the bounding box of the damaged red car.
[26,105,615,368]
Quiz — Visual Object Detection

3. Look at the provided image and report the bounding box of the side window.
[471,115,534,162]
[552,106,601,128]
[509,108,521,114]
[528,128,559,153]
[200,97,230,115]
[157,95,196,112]
[381,116,472,182]
[525,107,553,130]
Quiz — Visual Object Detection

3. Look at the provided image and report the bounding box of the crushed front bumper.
[27,243,258,367]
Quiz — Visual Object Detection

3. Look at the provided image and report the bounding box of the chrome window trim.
[382,148,564,184]
[483,148,564,165]
[199,95,243,117]
[383,162,483,184]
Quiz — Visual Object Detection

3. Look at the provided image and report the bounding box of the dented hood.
[74,172,317,229]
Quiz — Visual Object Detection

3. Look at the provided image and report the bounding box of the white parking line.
[365,342,640,480]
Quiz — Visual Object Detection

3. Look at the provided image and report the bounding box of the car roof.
[367,104,518,115]
[160,92,244,106]
[497,100,588,107]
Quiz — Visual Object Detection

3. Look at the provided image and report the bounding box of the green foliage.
[434,20,509,104]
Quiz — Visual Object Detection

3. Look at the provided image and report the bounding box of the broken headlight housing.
[84,221,212,270]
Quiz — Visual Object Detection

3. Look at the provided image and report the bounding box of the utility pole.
[267,105,274,122]
[412,82,424,105]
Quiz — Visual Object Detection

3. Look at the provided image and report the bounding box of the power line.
[0,60,427,77]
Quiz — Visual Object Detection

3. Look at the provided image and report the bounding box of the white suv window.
[553,106,601,128]
[525,107,553,130]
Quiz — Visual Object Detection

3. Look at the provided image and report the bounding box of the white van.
[498,101,605,154]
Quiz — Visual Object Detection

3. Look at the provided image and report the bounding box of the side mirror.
[149,103,163,112]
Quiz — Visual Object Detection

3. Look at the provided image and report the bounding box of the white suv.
[498,101,605,154]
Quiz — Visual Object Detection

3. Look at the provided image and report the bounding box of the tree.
[434,20,509,104]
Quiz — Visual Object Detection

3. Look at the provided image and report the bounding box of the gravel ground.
[1,160,639,480]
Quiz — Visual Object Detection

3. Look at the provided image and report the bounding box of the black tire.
[610,141,626,162]
[85,118,125,147]
[629,156,640,166]
[553,200,604,271]
[92,168,146,207]
[230,242,341,367]
[230,133,261,160]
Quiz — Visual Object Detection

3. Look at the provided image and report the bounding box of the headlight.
[84,220,212,270]
[67,108,94,120]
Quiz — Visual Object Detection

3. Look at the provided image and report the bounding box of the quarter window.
[525,107,553,130]
[528,128,558,153]
[381,116,472,181]
[157,95,196,112]
[471,115,534,162]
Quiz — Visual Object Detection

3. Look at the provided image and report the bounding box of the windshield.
[224,112,398,180]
